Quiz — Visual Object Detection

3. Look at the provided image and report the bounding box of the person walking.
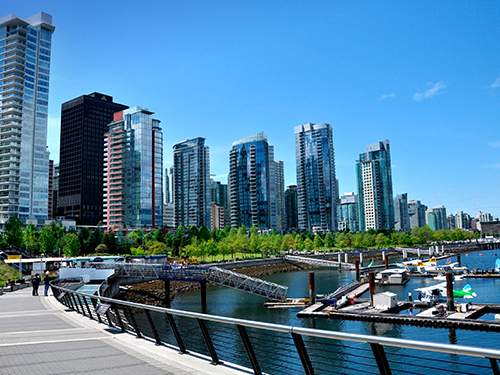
[408,291,412,302]
[31,274,41,296]
[43,272,51,296]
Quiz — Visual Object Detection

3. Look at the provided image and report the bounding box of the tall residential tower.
[103,107,163,230]
[356,140,394,231]
[0,12,55,222]
[295,123,338,232]
[228,132,276,229]
[173,137,210,228]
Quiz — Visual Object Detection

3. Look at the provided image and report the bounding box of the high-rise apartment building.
[275,161,286,231]
[408,200,427,229]
[356,140,394,231]
[295,123,337,232]
[163,165,174,204]
[477,211,493,223]
[173,137,210,228]
[0,12,55,222]
[229,132,276,229]
[394,193,410,232]
[285,185,298,231]
[337,192,359,232]
[426,205,447,231]
[103,107,162,230]
[455,211,471,230]
[58,93,128,225]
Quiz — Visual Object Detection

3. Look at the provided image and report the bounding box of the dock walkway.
[0,287,251,375]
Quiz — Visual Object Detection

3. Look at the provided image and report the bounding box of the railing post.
[76,295,87,317]
[125,306,142,338]
[197,318,221,365]
[82,295,94,320]
[70,293,81,314]
[143,310,162,345]
[370,343,392,375]
[165,313,187,354]
[489,358,500,375]
[237,325,262,375]
[112,304,126,332]
[291,332,314,375]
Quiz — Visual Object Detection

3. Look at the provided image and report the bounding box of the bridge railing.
[50,278,500,375]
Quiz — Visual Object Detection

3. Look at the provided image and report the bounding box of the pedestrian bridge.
[284,255,356,269]
[90,263,289,302]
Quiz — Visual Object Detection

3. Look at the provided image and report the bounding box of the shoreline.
[117,261,320,307]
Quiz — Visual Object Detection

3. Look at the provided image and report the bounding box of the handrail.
[49,278,500,375]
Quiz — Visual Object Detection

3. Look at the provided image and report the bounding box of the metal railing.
[50,278,500,375]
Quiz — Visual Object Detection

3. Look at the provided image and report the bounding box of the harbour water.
[171,248,500,357]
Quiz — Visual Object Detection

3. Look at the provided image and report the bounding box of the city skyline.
[9,2,500,218]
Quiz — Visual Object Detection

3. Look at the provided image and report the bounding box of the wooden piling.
[446,272,454,313]
[309,272,315,305]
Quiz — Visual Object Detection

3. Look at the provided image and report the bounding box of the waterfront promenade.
[0,287,252,375]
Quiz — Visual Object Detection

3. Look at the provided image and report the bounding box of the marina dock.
[298,301,500,331]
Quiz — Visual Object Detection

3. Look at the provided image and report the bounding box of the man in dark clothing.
[43,273,51,296]
[31,274,41,296]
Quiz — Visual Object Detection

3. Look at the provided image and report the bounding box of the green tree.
[63,233,81,257]
[40,226,57,255]
[375,233,387,247]
[23,224,39,253]
[78,227,92,254]
[95,243,108,254]
[294,234,305,251]
[324,232,335,249]
[304,237,314,251]
[198,226,212,241]
[147,240,167,255]
[280,233,295,251]
[4,216,24,249]
[102,231,118,254]
[313,235,324,250]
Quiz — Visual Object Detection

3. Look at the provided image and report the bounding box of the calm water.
[171,249,500,351]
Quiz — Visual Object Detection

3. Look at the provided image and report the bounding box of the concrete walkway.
[0,287,253,375]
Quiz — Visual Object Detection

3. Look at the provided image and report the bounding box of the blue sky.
[11,1,500,219]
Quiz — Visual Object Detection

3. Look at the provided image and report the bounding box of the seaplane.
[416,257,467,275]
[396,257,437,272]
[415,283,477,302]
[495,259,500,273]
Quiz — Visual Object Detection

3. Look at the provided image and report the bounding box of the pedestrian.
[43,272,51,296]
[418,292,422,301]
[31,274,41,296]
[408,291,412,302]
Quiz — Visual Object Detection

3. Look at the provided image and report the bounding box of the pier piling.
[309,272,315,305]
[201,281,207,307]
[355,260,360,281]
[368,272,375,307]
[446,272,454,312]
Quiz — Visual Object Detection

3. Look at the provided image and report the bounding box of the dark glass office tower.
[58,92,128,225]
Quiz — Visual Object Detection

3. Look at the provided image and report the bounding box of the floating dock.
[298,301,500,331]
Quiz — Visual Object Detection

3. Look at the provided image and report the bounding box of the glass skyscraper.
[337,192,359,232]
[394,193,410,232]
[408,200,427,229]
[294,123,337,232]
[356,140,394,231]
[103,107,163,230]
[229,132,276,229]
[173,137,210,228]
[0,12,55,222]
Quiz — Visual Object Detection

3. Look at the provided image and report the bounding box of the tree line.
[0,216,480,261]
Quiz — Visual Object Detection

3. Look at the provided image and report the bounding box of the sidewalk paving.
[0,287,253,375]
